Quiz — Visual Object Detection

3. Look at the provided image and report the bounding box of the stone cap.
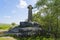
[27,5,33,9]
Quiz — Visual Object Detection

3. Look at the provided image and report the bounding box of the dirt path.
[0,36,16,40]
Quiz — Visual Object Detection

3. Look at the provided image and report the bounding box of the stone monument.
[0,5,50,38]
[28,5,33,22]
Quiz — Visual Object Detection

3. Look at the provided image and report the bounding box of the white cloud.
[4,16,11,19]
[41,13,46,17]
[16,0,28,8]
[43,5,47,8]
[33,0,37,4]
[41,13,44,16]
[34,10,39,13]
[33,10,39,14]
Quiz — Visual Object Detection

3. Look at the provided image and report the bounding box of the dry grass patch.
[0,36,16,40]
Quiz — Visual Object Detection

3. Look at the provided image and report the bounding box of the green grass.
[14,36,55,40]
[0,23,11,30]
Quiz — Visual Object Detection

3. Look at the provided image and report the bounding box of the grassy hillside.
[0,24,16,40]
[0,23,11,30]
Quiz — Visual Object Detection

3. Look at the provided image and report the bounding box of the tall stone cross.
[28,5,33,22]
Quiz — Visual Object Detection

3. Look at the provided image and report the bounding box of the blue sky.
[0,0,37,24]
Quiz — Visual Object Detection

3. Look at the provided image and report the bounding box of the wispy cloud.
[16,0,28,8]
[4,16,11,19]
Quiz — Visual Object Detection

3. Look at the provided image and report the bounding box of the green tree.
[32,0,60,38]
[11,22,16,26]
[35,0,60,30]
